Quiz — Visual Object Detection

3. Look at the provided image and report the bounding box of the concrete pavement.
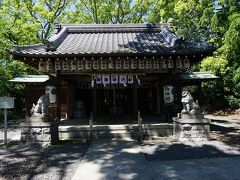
[72,138,154,180]
[72,138,240,180]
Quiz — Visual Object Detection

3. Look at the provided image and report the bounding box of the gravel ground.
[0,127,21,143]
[141,130,240,162]
[0,141,89,180]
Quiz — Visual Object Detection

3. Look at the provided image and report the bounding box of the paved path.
[72,138,153,180]
[72,138,240,180]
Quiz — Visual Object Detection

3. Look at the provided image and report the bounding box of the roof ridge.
[13,44,43,51]
[60,23,172,28]
[57,23,173,33]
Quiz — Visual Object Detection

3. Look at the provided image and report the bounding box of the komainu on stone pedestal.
[173,91,210,141]
[181,91,201,114]
[20,93,59,147]
[29,93,50,122]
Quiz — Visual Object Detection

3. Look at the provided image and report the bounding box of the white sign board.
[0,97,15,109]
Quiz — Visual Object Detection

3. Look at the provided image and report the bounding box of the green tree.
[61,0,152,24]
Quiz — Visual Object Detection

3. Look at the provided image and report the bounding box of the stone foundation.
[20,121,59,147]
[173,115,210,141]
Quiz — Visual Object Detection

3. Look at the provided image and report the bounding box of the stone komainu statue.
[181,91,201,114]
[31,94,50,116]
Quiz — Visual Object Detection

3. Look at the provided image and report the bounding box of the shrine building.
[10,24,217,123]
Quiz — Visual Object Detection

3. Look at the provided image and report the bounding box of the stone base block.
[20,121,59,147]
[173,117,210,141]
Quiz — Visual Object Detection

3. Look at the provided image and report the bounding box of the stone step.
[59,123,173,140]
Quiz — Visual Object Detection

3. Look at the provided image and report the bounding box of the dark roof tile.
[11,24,215,58]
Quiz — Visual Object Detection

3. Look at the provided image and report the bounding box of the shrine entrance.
[96,88,133,116]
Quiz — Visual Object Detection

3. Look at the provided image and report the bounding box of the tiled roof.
[11,24,215,58]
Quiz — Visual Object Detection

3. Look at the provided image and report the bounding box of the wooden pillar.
[56,71,61,120]
[197,81,203,107]
[93,83,97,120]
[25,85,31,118]
[156,82,160,115]
[133,83,138,117]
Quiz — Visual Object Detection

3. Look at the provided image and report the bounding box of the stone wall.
[173,117,210,141]
[20,121,59,147]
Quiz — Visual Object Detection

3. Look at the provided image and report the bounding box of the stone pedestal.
[20,121,59,147]
[173,113,210,141]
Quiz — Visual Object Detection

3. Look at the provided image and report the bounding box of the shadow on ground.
[211,124,240,147]
[141,142,240,161]
[0,140,88,180]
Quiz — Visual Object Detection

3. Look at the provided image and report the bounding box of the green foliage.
[200,56,229,76]
[61,0,152,24]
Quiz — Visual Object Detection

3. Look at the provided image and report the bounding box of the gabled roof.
[11,24,215,58]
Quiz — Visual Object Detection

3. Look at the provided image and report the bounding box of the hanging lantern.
[138,59,145,69]
[93,59,99,69]
[176,57,183,68]
[45,86,56,104]
[38,61,45,71]
[70,60,77,70]
[85,59,92,70]
[153,59,160,70]
[123,59,129,69]
[183,57,190,68]
[62,60,69,71]
[130,59,137,69]
[108,58,114,69]
[116,59,121,69]
[46,59,53,71]
[101,59,107,69]
[146,59,152,69]
[160,58,167,68]
[55,59,61,71]
[78,60,84,70]
[163,85,174,104]
[168,58,174,68]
